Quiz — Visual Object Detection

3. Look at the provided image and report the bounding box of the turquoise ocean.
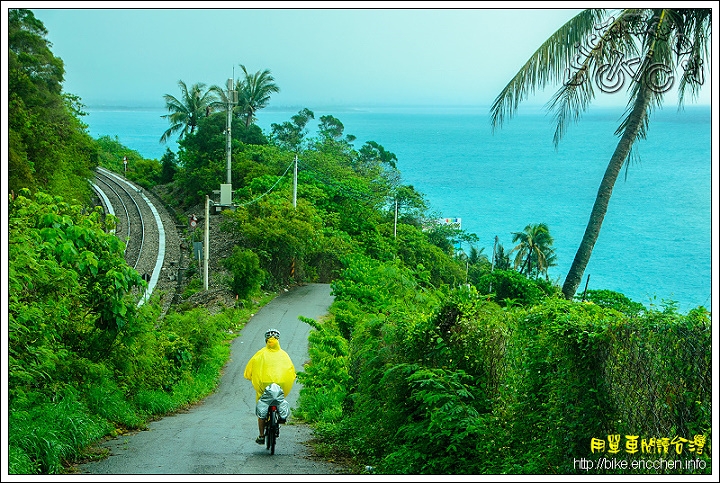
[82,104,713,314]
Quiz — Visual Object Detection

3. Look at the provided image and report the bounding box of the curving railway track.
[94,169,146,269]
[91,167,180,309]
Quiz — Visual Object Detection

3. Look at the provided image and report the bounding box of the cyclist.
[243,328,296,444]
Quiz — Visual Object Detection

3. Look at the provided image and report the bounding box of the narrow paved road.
[78,283,347,475]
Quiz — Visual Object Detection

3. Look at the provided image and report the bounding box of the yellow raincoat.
[243,337,296,401]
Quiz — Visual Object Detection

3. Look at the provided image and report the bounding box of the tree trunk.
[561,85,653,300]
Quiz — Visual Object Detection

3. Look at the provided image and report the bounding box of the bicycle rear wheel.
[266,408,277,455]
[270,410,278,455]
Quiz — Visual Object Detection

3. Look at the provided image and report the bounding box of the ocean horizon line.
[83,102,712,114]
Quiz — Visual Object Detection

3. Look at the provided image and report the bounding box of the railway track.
[94,169,146,269]
[92,167,178,308]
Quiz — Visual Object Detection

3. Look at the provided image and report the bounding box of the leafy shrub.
[475,269,557,306]
[295,317,350,423]
[500,298,616,473]
[220,245,265,301]
[221,195,324,287]
[377,364,484,474]
[579,289,646,315]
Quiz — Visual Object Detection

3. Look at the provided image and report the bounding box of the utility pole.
[490,235,499,293]
[204,195,210,291]
[491,235,498,272]
[394,198,398,238]
[225,78,237,186]
[293,154,298,208]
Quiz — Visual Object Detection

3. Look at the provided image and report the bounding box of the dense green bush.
[221,245,265,301]
[500,298,617,473]
[8,190,145,402]
[221,195,324,288]
[475,268,558,306]
[295,316,350,424]
[579,288,647,315]
[299,258,712,475]
[7,190,263,474]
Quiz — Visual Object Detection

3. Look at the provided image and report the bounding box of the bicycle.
[264,403,285,455]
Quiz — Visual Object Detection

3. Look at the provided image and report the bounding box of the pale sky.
[6,2,713,109]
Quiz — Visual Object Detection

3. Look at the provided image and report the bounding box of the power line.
[296,158,381,207]
[233,158,295,208]
[231,155,388,210]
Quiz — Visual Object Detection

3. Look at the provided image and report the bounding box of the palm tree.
[510,223,556,280]
[490,9,711,299]
[468,246,490,266]
[160,81,219,144]
[493,243,512,271]
[236,64,280,127]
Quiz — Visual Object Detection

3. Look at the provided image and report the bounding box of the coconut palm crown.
[237,64,280,127]
[160,80,220,144]
[511,223,557,280]
[490,8,711,300]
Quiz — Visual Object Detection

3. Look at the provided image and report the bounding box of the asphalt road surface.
[78,283,349,476]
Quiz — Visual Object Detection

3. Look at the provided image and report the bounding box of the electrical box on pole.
[220,183,232,206]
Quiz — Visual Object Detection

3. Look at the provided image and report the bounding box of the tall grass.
[9,388,112,474]
[8,299,272,475]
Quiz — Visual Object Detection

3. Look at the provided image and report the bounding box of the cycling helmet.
[265,328,280,341]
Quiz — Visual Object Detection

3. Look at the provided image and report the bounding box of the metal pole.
[581,274,590,302]
[394,198,398,238]
[226,79,233,185]
[491,235,498,272]
[293,154,298,208]
[490,235,498,293]
[204,195,210,291]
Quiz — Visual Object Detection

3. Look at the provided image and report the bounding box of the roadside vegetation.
[7,8,711,475]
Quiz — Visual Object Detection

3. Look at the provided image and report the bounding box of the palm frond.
[615,9,671,143]
[490,8,607,131]
[545,9,644,147]
[671,9,712,107]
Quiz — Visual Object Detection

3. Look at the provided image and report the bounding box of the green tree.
[8,8,97,201]
[467,245,489,266]
[393,185,428,227]
[353,141,402,203]
[171,111,273,206]
[492,241,512,271]
[221,246,265,301]
[510,223,556,279]
[160,148,177,184]
[236,64,280,127]
[270,108,315,153]
[160,80,220,143]
[357,140,398,171]
[490,8,711,299]
[8,190,145,396]
[317,115,356,144]
[222,195,324,287]
[312,115,358,168]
